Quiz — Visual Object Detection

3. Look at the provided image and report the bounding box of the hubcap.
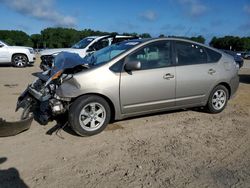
[79,102,106,131]
[14,55,27,67]
[212,89,226,110]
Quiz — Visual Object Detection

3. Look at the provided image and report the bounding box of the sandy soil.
[0,58,250,188]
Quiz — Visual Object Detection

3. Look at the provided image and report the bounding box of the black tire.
[12,54,28,67]
[206,85,229,113]
[68,95,111,136]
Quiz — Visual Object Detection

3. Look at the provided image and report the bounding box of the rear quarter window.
[205,48,222,63]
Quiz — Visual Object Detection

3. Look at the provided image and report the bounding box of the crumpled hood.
[40,48,80,56]
[51,52,88,76]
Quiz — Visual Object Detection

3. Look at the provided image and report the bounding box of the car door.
[120,40,176,114]
[174,41,218,106]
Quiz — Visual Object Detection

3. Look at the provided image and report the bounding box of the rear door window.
[175,41,207,65]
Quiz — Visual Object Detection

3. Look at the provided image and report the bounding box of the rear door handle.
[163,73,175,80]
[208,69,216,75]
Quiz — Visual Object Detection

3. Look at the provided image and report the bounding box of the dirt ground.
[0,58,250,188]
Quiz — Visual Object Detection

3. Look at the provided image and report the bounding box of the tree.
[242,37,250,51]
[190,35,205,44]
[0,30,32,46]
[209,36,248,51]
[139,33,151,38]
[122,32,138,37]
[30,34,42,48]
[2,28,248,51]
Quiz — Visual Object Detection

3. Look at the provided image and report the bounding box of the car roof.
[85,35,139,40]
[140,37,224,54]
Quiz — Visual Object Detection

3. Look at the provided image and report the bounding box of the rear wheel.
[206,85,229,113]
[12,54,28,67]
[69,95,111,136]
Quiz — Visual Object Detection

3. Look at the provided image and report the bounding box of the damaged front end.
[0,52,88,137]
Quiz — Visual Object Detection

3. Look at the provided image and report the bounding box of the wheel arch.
[216,82,231,99]
[12,53,29,62]
[72,93,116,122]
[205,82,232,106]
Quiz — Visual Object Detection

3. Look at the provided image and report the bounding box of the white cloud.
[139,10,157,22]
[177,0,207,18]
[244,5,250,14]
[0,0,76,27]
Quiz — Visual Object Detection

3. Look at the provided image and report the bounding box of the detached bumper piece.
[0,116,33,137]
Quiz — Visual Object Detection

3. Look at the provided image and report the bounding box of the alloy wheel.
[13,55,27,67]
[212,89,226,110]
[79,102,106,131]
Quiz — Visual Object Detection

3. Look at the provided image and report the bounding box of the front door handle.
[208,69,216,75]
[163,73,175,80]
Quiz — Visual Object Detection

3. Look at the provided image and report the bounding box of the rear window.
[205,48,222,63]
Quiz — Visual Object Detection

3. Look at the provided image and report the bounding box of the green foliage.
[1,28,249,51]
[0,30,32,46]
[139,33,151,38]
[242,37,250,51]
[190,35,205,44]
[41,27,113,48]
[122,32,138,37]
[209,36,250,51]
[30,34,43,48]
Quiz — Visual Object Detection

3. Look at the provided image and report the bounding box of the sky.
[0,0,250,42]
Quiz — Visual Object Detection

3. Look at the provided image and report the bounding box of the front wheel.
[69,95,111,136]
[12,54,28,67]
[206,85,229,113]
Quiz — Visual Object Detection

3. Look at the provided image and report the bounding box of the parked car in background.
[222,50,244,68]
[0,40,35,67]
[18,38,239,136]
[241,52,250,59]
[39,35,139,71]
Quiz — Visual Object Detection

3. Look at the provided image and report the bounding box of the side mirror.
[124,61,141,71]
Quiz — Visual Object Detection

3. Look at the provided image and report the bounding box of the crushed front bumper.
[0,116,33,137]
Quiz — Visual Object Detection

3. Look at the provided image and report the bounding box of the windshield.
[85,41,141,66]
[51,40,142,76]
[71,38,94,49]
[0,40,8,46]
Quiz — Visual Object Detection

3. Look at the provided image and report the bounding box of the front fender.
[56,78,123,120]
